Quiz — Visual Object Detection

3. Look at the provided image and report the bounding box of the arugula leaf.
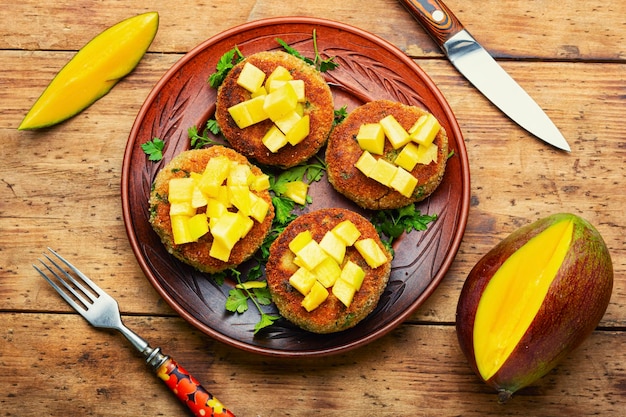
[372,204,438,254]
[208,46,244,89]
[141,137,164,161]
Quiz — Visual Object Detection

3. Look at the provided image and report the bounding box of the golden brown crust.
[215,51,334,168]
[149,146,275,273]
[325,100,448,210]
[265,208,392,334]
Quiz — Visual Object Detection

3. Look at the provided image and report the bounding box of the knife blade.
[399,0,571,152]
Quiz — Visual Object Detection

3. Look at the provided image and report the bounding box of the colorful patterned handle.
[399,0,465,47]
[156,357,235,417]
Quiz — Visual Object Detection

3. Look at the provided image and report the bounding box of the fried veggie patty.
[265,208,392,334]
[215,51,334,168]
[149,146,274,273]
[326,100,448,210]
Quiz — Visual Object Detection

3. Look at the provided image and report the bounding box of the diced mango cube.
[210,211,243,249]
[262,125,288,153]
[354,238,388,268]
[340,260,366,291]
[332,278,356,307]
[238,213,254,238]
[263,83,298,121]
[188,213,209,241]
[288,79,306,102]
[237,62,266,93]
[227,163,253,186]
[227,101,255,129]
[289,267,317,296]
[209,238,231,262]
[250,173,270,191]
[356,123,385,155]
[198,156,230,197]
[380,114,410,149]
[294,240,328,270]
[171,215,193,245]
[285,114,310,146]
[394,141,420,172]
[318,230,347,264]
[301,281,329,312]
[409,113,441,147]
[284,180,309,205]
[289,230,313,254]
[228,185,252,217]
[389,166,418,198]
[169,201,196,217]
[265,65,293,91]
[168,177,195,203]
[367,158,398,186]
[191,186,208,208]
[331,220,361,246]
[206,198,228,219]
[244,95,269,125]
[312,256,342,288]
[216,185,232,208]
[354,151,378,177]
[248,192,270,223]
[274,110,302,134]
[415,143,438,165]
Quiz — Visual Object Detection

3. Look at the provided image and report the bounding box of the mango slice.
[18,12,159,130]
[456,213,613,403]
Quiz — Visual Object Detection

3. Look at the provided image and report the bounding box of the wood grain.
[1,0,625,415]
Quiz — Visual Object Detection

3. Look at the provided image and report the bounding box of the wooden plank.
[0,0,624,60]
[2,313,624,416]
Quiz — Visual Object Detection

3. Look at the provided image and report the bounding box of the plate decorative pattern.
[122,17,470,357]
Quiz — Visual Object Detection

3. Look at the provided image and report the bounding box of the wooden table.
[2,1,624,415]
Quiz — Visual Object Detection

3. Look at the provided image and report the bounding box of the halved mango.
[19,12,159,130]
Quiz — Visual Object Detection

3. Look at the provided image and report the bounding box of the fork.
[34,248,236,417]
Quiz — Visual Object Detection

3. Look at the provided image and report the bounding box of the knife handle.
[399,0,464,47]
[156,357,236,417]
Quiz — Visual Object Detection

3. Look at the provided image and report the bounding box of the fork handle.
[156,357,235,417]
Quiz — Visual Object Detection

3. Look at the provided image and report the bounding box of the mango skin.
[456,213,613,402]
[18,12,159,130]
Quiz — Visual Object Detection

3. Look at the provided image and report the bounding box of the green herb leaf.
[372,204,438,253]
[333,105,348,126]
[208,46,244,89]
[188,122,221,149]
[276,30,338,73]
[141,137,165,161]
[225,288,249,314]
[254,314,281,333]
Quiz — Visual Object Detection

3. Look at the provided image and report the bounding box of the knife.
[399,0,571,152]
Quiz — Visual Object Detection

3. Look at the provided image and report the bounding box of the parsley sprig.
[188,120,222,149]
[208,46,244,89]
[141,137,165,161]
[225,269,280,333]
[276,29,339,72]
[372,204,438,254]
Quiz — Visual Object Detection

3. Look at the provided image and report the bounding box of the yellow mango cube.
[265,65,293,91]
[367,158,398,187]
[169,201,196,217]
[206,198,228,219]
[171,215,193,245]
[274,110,302,134]
[340,260,366,291]
[380,114,410,149]
[284,180,309,205]
[354,238,388,268]
[263,82,298,121]
[228,185,252,217]
[209,238,231,262]
[248,191,270,223]
[331,220,361,246]
[289,230,313,254]
[394,141,420,172]
[285,114,310,146]
[227,163,253,186]
[332,278,356,307]
[301,281,329,312]
[191,186,208,209]
[210,211,243,249]
[409,113,441,146]
[216,185,232,208]
[244,95,269,125]
[354,150,378,177]
[188,213,209,241]
[289,267,317,296]
[250,173,270,191]
[198,156,230,197]
[356,123,385,155]
[262,125,288,153]
[312,256,342,288]
[318,230,347,264]
[294,240,328,271]
[415,143,438,165]
[168,177,195,203]
[389,166,418,198]
[236,62,266,93]
[238,214,254,239]
[227,101,255,129]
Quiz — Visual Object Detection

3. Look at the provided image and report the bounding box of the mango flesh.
[18,12,159,130]
[456,213,613,402]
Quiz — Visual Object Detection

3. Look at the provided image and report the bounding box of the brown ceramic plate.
[122,17,470,357]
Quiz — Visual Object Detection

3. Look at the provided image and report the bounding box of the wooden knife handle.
[399,0,465,47]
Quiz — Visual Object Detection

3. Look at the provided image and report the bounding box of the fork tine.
[46,248,105,297]
[33,261,89,314]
